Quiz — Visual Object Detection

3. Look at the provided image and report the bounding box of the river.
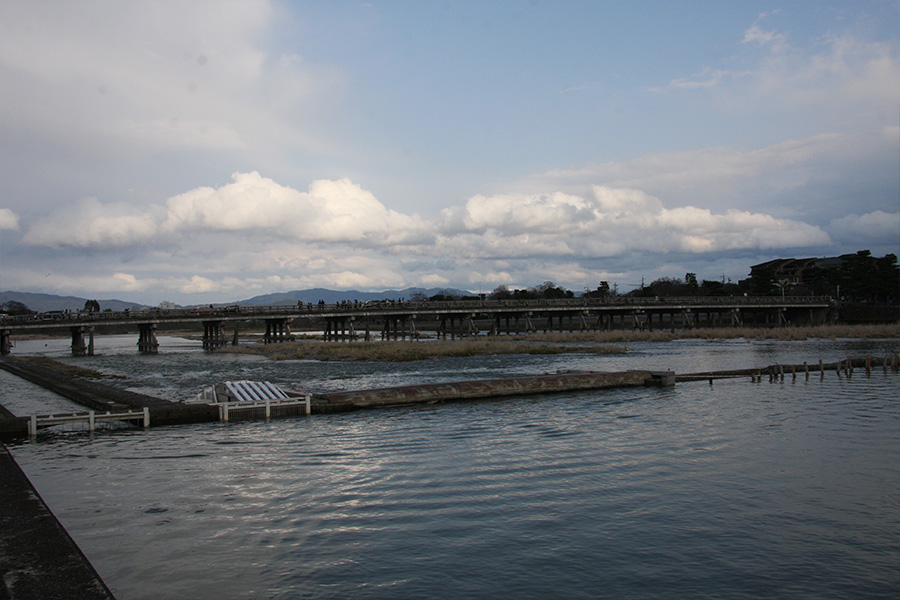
[3,335,899,599]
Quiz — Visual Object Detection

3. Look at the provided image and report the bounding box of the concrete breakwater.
[2,354,895,437]
[0,356,672,437]
[315,370,674,412]
[0,357,217,437]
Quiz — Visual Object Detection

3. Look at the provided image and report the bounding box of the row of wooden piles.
[750,355,899,383]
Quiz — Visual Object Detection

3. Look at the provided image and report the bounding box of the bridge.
[1,296,834,356]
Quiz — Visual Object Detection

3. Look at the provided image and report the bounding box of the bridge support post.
[524,313,535,333]
[1,329,12,355]
[137,323,159,354]
[202,320,227,350]
[265,318,292,343]
[70,325,94,356]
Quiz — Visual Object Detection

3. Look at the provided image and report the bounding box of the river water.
[3,335,899,599]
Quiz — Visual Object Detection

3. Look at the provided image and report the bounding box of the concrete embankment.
[313,370,674,412]
[0,356,674,435]
[0,443,116,599]
[0,357,217,437]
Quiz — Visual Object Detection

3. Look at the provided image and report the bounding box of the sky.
[1,0,898,305]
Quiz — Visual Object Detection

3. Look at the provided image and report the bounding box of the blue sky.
[1,0,898,304]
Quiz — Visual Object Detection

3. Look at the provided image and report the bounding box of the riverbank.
[222,323,900,361]
[1,443,116,599]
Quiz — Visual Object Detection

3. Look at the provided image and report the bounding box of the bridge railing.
[3,295,834,327]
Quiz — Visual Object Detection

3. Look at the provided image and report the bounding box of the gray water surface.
[5,336,900,599]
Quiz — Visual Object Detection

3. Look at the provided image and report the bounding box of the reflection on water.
[5,336,900,599]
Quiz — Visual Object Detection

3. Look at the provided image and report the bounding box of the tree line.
[425,250,898,304]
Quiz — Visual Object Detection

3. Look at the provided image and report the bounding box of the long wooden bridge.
[1,296,834,356]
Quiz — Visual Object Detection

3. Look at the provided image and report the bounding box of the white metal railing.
[216,394,312,421]
[28,407,150,436]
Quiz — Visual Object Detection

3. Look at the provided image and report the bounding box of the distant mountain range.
[0,291,143,313]
[238,287,473,306]
[1,287,474,313]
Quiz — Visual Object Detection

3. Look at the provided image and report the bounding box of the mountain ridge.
[1,287,475,312]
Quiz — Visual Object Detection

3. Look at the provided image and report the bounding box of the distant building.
[750,252,899,303]
[749,256,846,287]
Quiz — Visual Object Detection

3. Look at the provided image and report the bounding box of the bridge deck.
[2,296,833,331]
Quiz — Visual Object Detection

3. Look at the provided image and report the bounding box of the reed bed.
[225,323,900,362]
[528,323,900,343]
[226,339,625,362]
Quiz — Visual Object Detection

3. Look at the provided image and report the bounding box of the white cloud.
[0,0,345,158]
[179,275,219,295]
[742,24,787,49]
[436,186,831,260]
[441,191,592,235]
[513,130,897,221]
[828,211,900,245]
[22,198,158,249]
[163,171,428,246]
[658,18,900,122]
[0,208,19,230]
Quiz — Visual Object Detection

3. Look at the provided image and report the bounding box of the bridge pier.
[70,325,94,356]
[264,318,292,344]
[325,318,357,341]
[438,315,478,339]
[202,320,227,350]
[380,316,418,341]
[1,329,11,355]
[137,323,159,354]
[632,311,646,331]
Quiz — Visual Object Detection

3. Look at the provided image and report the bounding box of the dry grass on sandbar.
[225,337,625,362]
[222,323,900,362]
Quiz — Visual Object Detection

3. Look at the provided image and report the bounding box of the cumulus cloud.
[440,192,592,235]
[0,208,19,230]
[22,198,158,249]
[828,211,900,245]
[163,171,429,245]
[436,186,831,260]
[3,170,876,302]
[513,130,897,221]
